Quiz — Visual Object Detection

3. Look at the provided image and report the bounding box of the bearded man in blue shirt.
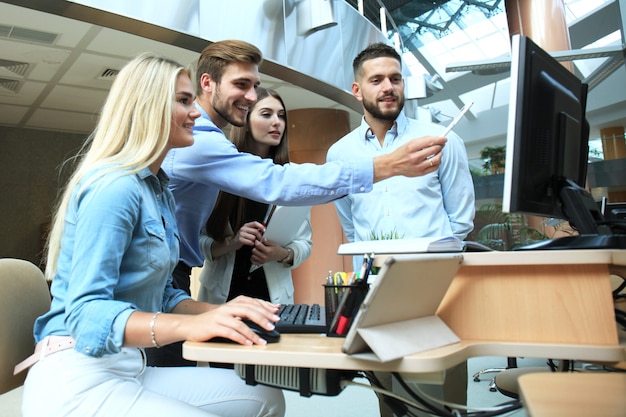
[327,42,475,417]
[327,42,475,271]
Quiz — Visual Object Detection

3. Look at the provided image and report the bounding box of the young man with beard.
[326,42,475,416]
[152,40,448,366]
[327,42,475,270]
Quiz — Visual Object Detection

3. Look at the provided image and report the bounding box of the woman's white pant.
[22,348,285,417]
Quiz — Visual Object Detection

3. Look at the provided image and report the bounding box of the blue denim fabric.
[34,167,190,357]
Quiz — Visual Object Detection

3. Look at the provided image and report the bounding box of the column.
[505,0,573,237]
[505,0,571,51]
[505,0,573,72]
[287,108,351,305]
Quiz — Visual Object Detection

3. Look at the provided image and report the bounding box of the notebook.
[250,205,311,273]
[262,205,311,246]
[341,253,463,362]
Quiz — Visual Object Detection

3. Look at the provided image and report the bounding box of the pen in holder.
[324,283,369,337]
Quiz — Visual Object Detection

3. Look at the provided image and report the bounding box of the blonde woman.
[20,53,285,417]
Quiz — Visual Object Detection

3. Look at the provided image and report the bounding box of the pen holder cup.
[323,284,369,337]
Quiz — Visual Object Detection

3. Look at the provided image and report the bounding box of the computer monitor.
[503,35,625,250]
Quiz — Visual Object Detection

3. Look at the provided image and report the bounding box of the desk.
[518,372,626,417]
[184,250,626,371]
[184,335,625,373]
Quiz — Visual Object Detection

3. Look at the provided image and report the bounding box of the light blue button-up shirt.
[327,113,475,271]
[34,167,189,357]
[163,102,374,268]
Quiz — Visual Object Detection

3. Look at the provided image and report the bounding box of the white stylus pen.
[440,101,474,137]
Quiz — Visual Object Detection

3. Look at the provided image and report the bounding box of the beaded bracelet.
[150,311,161,348]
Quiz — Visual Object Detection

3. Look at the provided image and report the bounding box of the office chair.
[0,259,51,416]
[472,357,518,392]
[473,356,561,394]
[493,359,570,399]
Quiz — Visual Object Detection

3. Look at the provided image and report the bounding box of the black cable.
[361,371,411,417]
[611,273,626,329]
[615,308,626,329]
[546,359,574,372]
[362,371,461,417]
[546,359,557,371]
[391,372,526,417]
[360,370,526,417]
[464,401,523,417]
[392,372,457,417]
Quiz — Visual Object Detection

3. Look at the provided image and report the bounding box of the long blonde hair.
[45,53,190,279]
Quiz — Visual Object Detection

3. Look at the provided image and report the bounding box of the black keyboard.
[275,303,326,333]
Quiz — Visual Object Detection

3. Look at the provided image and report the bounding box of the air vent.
[0,24,10,38]
[0,24,58,45]
[0,77,20,94]
[0,59,30,77]
[98,68,120,80]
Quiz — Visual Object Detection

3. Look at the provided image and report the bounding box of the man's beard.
[362,94,404,121]
[212,88,246,127]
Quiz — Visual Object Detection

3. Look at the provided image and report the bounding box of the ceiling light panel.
[0,25,59,45]
[4,25,58,45]
[0,24,11,38]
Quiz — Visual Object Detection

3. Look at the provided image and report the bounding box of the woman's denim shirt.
[34,167,190,357]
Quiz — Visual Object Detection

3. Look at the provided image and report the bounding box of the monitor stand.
[515,234,626,251]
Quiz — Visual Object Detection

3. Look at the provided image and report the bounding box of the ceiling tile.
[27,108,97,133]
[0,103,28,125]
[41,85,109,113]
[87,27,199,65]
[58,52,126,89]
[0,2,92,48]
[0,80,47,106]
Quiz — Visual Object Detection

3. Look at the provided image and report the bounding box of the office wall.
[0,127,84,266]
[288,108,352,305]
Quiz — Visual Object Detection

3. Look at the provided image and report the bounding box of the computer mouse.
[208,320,280,344]
[242,319,281,343]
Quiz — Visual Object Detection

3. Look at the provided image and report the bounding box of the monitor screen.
[503,35,626,250]
[503,35,600,235]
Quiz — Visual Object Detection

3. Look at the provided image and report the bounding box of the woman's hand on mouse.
[185,296,279,345]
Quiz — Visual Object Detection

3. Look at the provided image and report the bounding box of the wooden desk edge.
[518,372,626,417]
[183,337,626,373]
